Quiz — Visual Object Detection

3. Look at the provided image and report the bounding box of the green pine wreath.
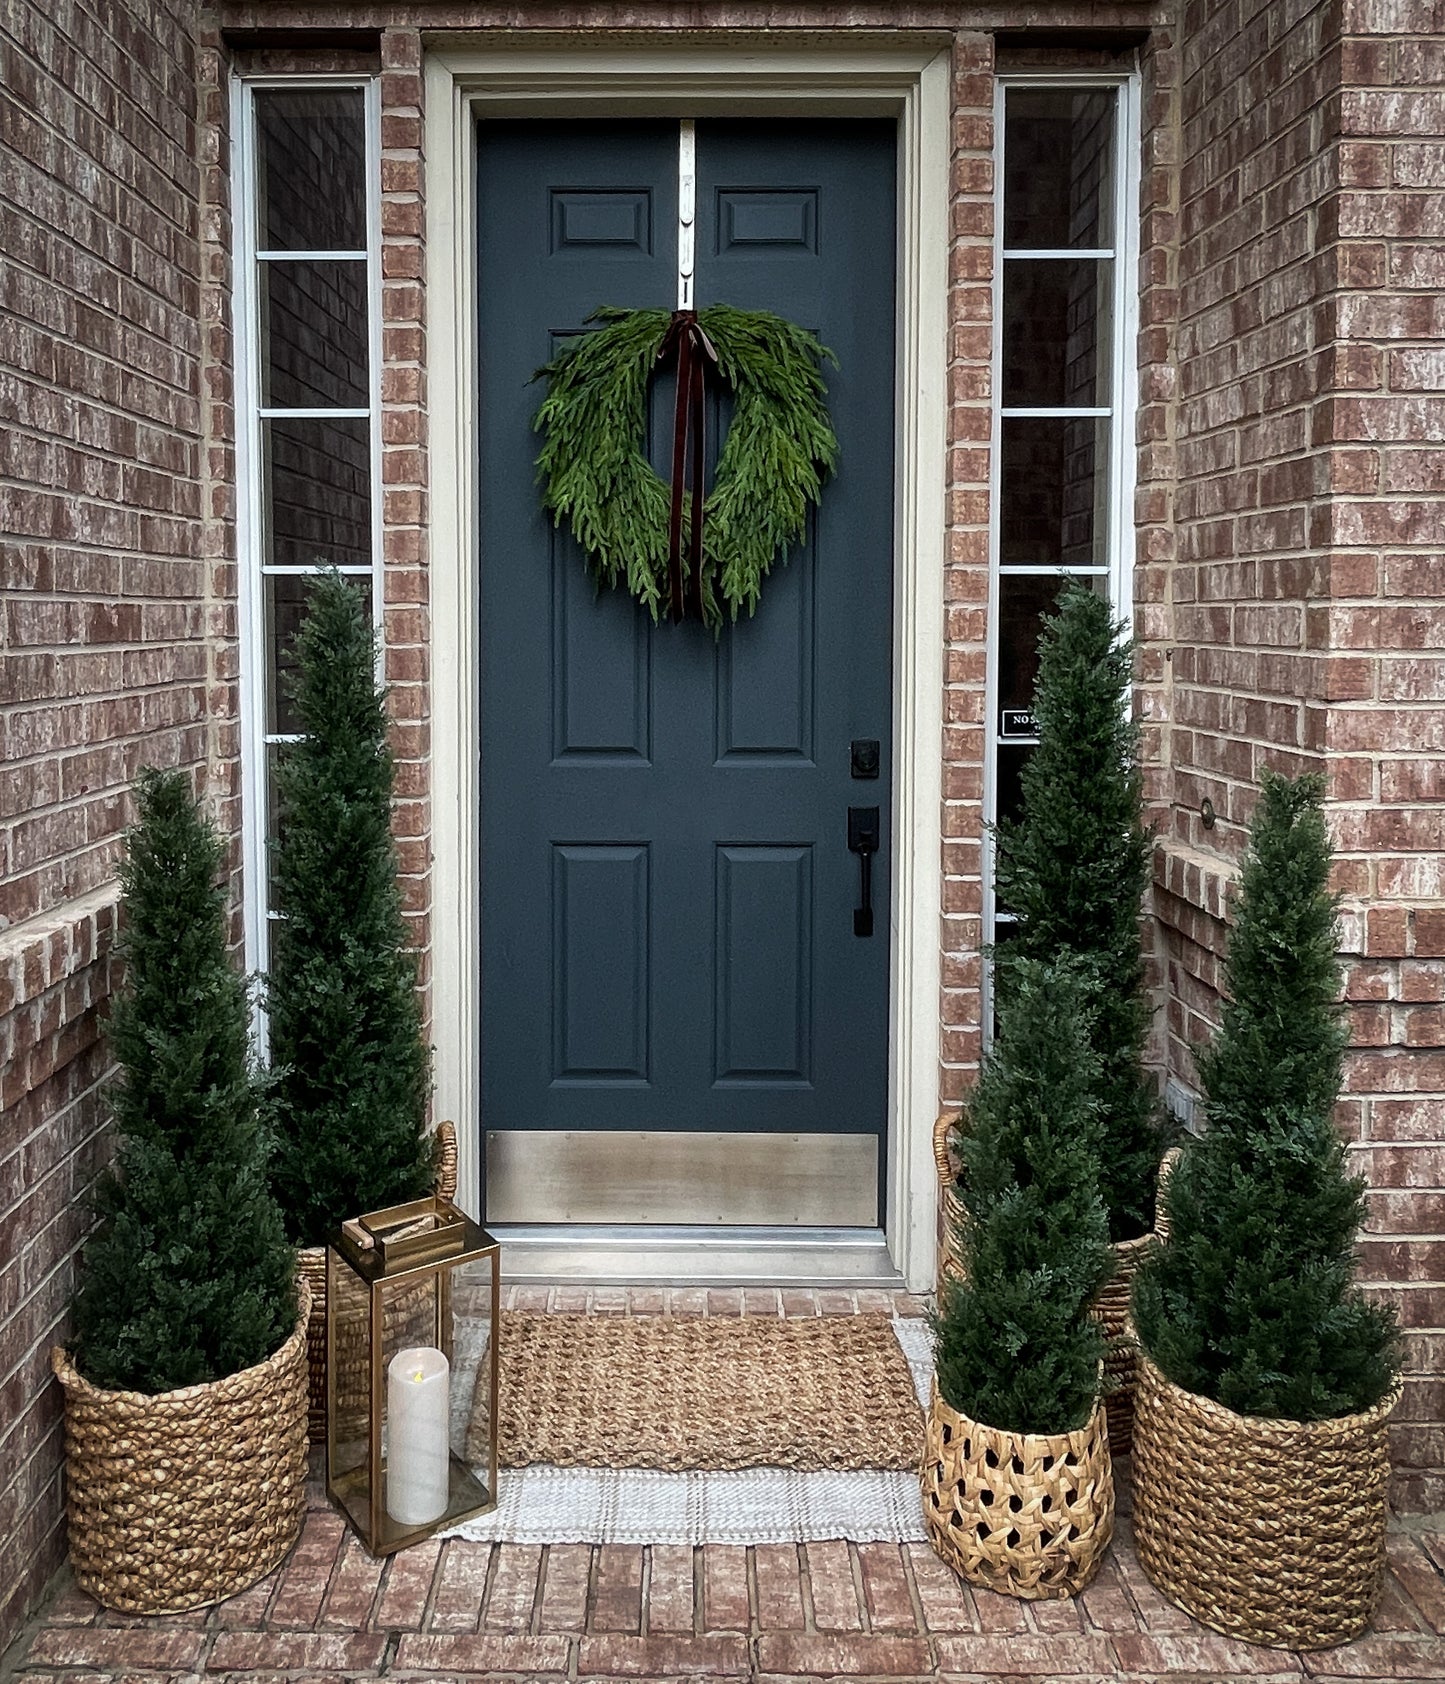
[533,305,839,627]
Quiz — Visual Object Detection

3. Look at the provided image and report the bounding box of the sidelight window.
[985,76,1139,965]
[233,80,382,992]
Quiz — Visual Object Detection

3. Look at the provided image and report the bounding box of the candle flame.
[411,1368,425,1382]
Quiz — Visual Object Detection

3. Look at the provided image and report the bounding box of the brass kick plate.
[484,1130,878,1226]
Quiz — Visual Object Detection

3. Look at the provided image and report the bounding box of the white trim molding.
[426,39,951,1291]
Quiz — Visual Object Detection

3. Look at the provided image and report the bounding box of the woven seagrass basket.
[920,1381,1114,1600]
[934,1123,1177,1462]
[53,1278,310,1615]
[1131,1349,1400,1650]
[299,1119,458,1442]
[1093,1147,1178,1457]
[932,1112,967,1291]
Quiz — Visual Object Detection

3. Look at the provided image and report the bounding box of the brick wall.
[0,0,213,1648]
[1152,0,1445,1510]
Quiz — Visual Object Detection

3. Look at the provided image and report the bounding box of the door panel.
[477,118,896,1224]
[715,554,815,761]
[551,540,653,763]
[714,843,814,1085]
[551,842,650,1083]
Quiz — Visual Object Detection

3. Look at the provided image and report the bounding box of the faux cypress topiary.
[267,569,434,1246]
[994,582,1160,1241]
[72,769,297,1395]
[1133,771,1399,1421]
[932,956,1112,1436]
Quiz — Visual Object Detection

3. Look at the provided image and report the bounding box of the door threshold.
[494,1224,904,1288]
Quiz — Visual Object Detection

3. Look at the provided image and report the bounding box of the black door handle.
[848,806,880,937]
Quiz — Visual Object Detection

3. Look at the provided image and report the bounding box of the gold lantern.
[326,1196,500,1555]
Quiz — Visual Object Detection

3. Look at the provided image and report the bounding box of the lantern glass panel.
[447,1257,500,1495]
[326,1198,500,1556]
[326,1249,372,1519]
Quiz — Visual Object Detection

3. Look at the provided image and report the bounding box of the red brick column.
[378,28,434,1003]
[1137,24,1182,1074]
[1322,15,1445,1513]
[939,31,993,1111]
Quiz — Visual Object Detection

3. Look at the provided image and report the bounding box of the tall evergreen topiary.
[73,769,297,1395]
[1134,772,1399,1421]
[994,582,1160,1241]
[268,569,434,1246]
[932,957,1112,1436]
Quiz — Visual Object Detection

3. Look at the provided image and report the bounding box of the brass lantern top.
[332,1196,497,1282]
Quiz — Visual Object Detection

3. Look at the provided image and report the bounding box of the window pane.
[255,88,366,252]
[262,261,369,409]
[999,416,1110,569]
[1002,259,1113,408]
[264,741,289,911]
[998,574,1062,725]
[1003,89,1115,249]
[997,572,1108,728]
[987,911,1022,1037]
[264,570,372,735]
[996,742,1032,827]
[264,415,371,570]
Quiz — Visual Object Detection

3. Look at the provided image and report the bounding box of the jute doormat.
[465,1313,923,1472]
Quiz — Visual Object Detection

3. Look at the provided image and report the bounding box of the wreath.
[533,304,838,628]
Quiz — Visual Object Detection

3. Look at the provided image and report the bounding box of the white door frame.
[425,37,952,1291]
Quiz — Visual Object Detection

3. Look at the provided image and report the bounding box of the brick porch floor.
[7,1288,1445,1684]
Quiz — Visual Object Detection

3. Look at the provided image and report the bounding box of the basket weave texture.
[932,1112,967,1291]
[1093,1145,1179,1457]
[300,1119,458,1442]
[52,1279,310,1615]
[920,1384,1114,1600]
[1131,1349,1399,1650]
[933,1126,1176,1462]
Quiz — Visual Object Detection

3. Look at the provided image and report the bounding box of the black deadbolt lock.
[850,738,880,780]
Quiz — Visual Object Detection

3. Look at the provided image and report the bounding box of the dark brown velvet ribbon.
[656,309,718,623]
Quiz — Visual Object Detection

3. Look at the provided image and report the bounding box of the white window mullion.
[233,78,270,1007]
[1001,246,1115,260]
[257,249,370,263]
[1111,74,1143,634]
[999,563,1111,576]
[999,406,1112,419]
[365,77,386,682]
[258,407,371,420]
[261,563,376,577]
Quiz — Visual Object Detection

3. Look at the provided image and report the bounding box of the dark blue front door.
[477,119,896,1225]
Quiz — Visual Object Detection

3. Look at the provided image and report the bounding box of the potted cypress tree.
[266,569,445,1438]
[1131,771,1400,1650]
[988,582,1165,1450]
[922,956,1115,1600]
[53,768,308,1614]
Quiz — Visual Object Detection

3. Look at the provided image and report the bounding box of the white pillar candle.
[386,1345,451,1527]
